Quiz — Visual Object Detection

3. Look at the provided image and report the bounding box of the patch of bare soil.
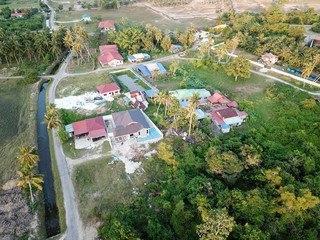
[137,1,231,20]
[233,86,265,95]
[0,180,39,240]
[82,221,102,240]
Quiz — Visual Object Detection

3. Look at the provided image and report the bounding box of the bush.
[57,127,70,143]
[311,23,320,33]
[16,70,39,86]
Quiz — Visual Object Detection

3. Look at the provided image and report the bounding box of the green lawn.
[56,71,115,98]
[66,57,97,74]
[72,158,145,220]
[55,6,213,32]
[0,0,39,9]
[0,78,38,188]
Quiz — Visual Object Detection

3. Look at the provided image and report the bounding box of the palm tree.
[15,168,43,203]
[153,91,166,115]
[16,145,39,169]
[42,105,62,130]
[151,68,160,82]
[187,92,200,139]
[163,90,173,116]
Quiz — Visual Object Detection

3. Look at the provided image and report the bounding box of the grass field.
[63,139,111,159]
[72,158,145,220]
[0,0,39,9]
[56,71,115,98]
[0,78,38,188]
[55,6,214,32]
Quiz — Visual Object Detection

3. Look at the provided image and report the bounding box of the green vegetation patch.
[137,80,151,90]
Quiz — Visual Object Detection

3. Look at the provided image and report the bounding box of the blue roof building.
[82,14,91,21]
[137,62,167,78]
[144,89,159,99]
[128,53,151,63]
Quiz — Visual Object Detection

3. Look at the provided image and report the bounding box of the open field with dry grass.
[56,71,115,98]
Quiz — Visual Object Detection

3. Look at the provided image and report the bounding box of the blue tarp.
[95,99,107,105]
[82,14,90,18]
[221,123,231,129]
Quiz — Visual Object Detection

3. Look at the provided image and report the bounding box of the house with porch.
[11,13,24,18]
[71,116,107,142]
[98,20,116,32]
[137,62,167,78]
[109,109,156,142]
[96,83,121,98]
[208,92,238,108]
[98,45,123,67]
[82,14,91,21]
[169,89,211,105]
[170,44,183,53]
[128,53,151,63]
[210,107,248,133]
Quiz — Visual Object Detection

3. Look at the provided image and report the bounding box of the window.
[138,132,140,135]
[147,129,149,134]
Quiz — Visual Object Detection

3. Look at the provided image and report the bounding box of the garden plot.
[55,92,113,111]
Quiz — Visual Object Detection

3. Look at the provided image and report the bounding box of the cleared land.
[56,71,115,98]
[0,0,39,9]
[55,6,214,32]
[0,79,38,188]
[72,158,145,220]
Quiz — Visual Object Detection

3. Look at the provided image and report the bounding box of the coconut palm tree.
[163,90,173,116]
[151,68,160,82]
[42,105,62,130]
[16,145,39,169]
[153,91,166,115]
[15,168,43,203]
[187,92,200,139]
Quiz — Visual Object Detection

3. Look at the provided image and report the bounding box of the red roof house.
[11,13,24,18]
[96,83,121,98]
[208,92,232,105]
[72,117,107,139]
[210,107,247,133]
[98,20,115,31]
[98,45,123,67]
[125,91,149,110]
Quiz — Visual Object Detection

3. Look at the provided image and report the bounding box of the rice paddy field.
[0,79,38,188]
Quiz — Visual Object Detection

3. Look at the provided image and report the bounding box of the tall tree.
[187,92,200,139]
[16,146,39,169]
[225,56,251,81]
[197,208,236,240]
[15,168,43,203]
[161,35,172,52]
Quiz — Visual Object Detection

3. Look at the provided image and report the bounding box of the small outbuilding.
[82,14,91,21]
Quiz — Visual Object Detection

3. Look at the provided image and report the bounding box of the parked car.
[178,51,188,57]
[94,96,103,101]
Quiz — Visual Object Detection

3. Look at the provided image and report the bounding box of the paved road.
[251,70,320,96]
[44,0,57,31]
[47,52,82,240]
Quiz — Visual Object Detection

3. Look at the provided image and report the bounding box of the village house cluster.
[59,19,248,149]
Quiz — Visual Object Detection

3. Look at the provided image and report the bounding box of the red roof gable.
[210,112,225,125]
[227,101,238,107]
[96,83,120,94]
[11,13,23,17]
[208,92,231,104]
[98,20,115,29]
[98,45,123,64]
[72,117,107,138]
